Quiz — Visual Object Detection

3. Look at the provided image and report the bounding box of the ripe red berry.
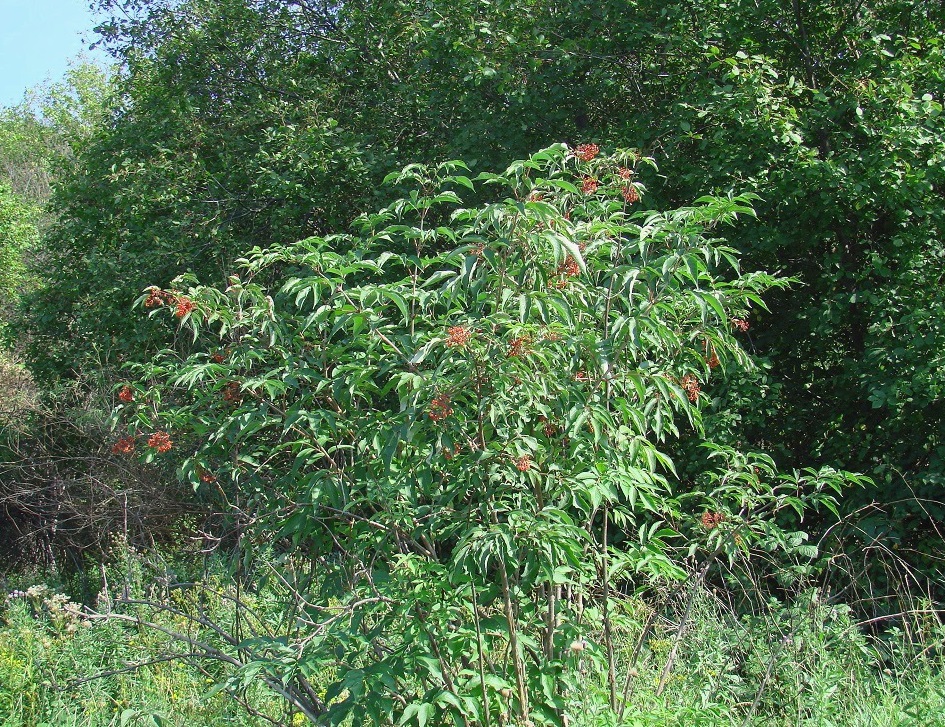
[446,325,473,347]
[574,143,600,162]
[428,393,453,422]
[147,432,173,453]
[174,296,196,319]
[111,436,136,455]
[118,386,134,403]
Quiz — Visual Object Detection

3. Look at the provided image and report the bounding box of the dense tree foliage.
[13,0,941,552]
[0,60,109,206]
[0,61,109,324]
[626,4,945,551]
[3,0,943,595]
[0,184,37,310]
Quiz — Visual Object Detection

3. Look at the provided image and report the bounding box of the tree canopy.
[5,0,945,586]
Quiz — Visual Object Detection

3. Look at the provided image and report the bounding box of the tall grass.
[0,572,289,726]
[567,585,945,726]
[2,540,943,726]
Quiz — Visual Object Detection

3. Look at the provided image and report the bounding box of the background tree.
[0,59,109,207]
[10,0,945,575]
[0,184,37,311]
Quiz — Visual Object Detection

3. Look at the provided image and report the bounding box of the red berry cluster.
[147,432,173,453]
[581,176,599,195]
[175,297,196,319]
[701,511,725,530]
[559,256,581,277]
[515,454,533,472]
[199,469,217,483]
[574,143,600,162]
[111,436,136,455]
[507,335,532,358]
[442,443,462,461]
[540,417,559,438]
[211,351,225,364]
[731,318,750,332]
[118,386,134,403]
[144,287,176,308]
[446,325,473,347]
[617,167,633,180]
[428,393,453,422]
[622,185,640,204]
[681,373,701,402]
[222,381,242,403]
[703,341,721,369]
[550,255,582,290]
[144,286,197,319]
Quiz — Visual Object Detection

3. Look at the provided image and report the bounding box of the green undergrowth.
[566,588,945,727]
[0,605,283,726]
[1,548,943,727]
[0,555,289,727]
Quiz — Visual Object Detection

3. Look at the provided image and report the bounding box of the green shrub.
[112,145,860,725]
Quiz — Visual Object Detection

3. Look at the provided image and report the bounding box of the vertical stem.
[471,581,492,727]
[500,557,528,718]
[474,354,486,451]
[601,505,617,711]
[420,619,457,695]
[122,493,130,599]
[543,583,556,661]
[413,205,428,338]
[791,0,819,89]
[617,609,657,720]
[655,580,699,697]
